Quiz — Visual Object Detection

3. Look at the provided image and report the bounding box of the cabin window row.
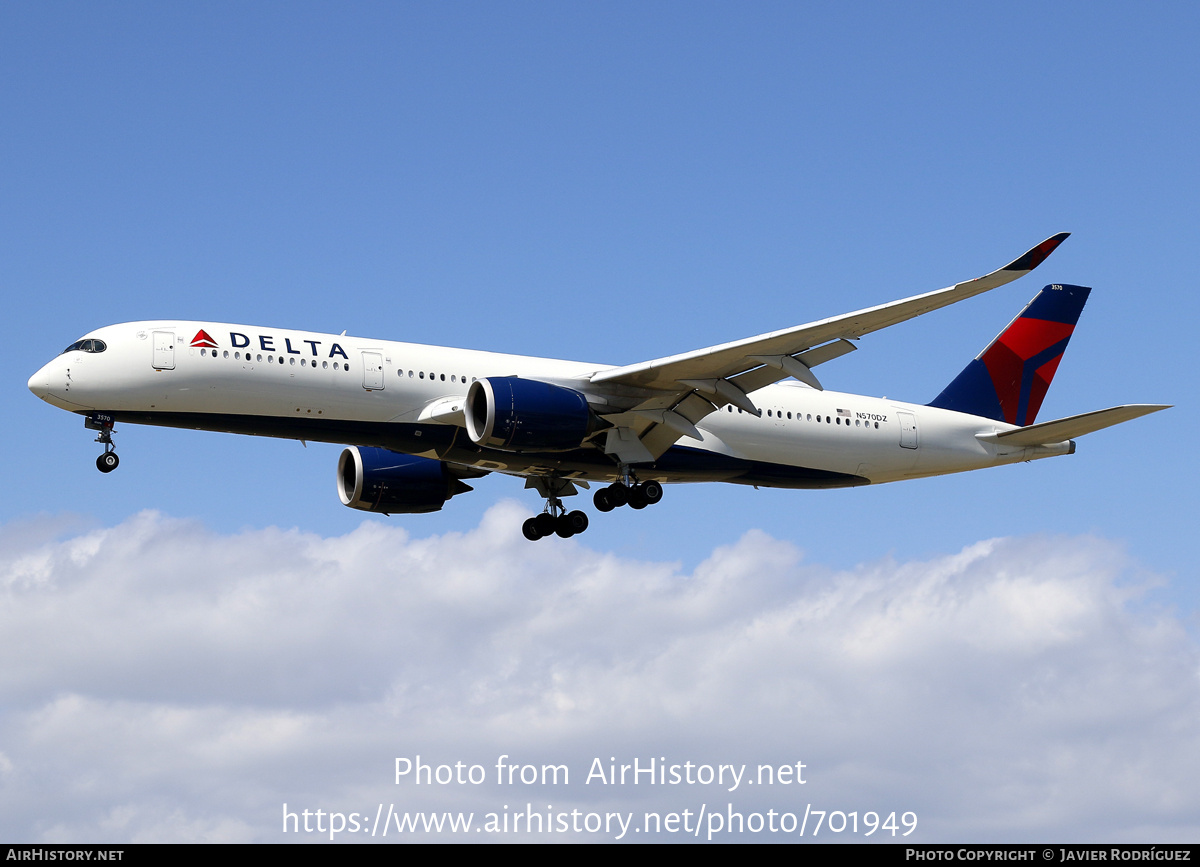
[726,405,880,429]
[397,370,477,384]
[199,348,350,371]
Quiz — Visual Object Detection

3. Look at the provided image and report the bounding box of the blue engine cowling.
[464,376,594,452]
[337,447,474,514]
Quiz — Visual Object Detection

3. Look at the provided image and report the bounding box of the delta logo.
[190,329,219,349]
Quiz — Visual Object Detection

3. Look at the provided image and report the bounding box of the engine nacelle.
[337,447,474,514]
[464,376,594,452]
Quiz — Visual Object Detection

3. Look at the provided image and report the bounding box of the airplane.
[27,233,1168,541]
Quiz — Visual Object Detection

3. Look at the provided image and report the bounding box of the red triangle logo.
[190,329,218,348]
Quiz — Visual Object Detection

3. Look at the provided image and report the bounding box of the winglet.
[1001,232,1070,274]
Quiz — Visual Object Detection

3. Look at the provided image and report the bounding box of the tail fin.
[928,283,1091,426]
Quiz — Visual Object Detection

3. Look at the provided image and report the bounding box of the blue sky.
[1,2,1197,842]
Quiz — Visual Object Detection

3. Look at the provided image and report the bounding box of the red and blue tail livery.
[928,283,1090,427]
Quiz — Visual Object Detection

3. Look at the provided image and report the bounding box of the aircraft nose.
[28,364,52,399]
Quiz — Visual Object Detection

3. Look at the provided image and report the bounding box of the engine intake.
[338,447,474,514]
[464,376,594,452]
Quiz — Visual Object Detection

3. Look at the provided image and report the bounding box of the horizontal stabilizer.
[976,404,1170,446]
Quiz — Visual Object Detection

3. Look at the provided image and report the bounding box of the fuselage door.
[152,330,176,370]
[362,352,384,391]
[898,410,918,449]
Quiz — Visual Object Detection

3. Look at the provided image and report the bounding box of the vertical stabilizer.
[928,283,1091,426]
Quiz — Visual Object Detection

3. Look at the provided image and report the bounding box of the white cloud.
[0,503,1196,842]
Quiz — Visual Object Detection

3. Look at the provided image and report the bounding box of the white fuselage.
[28,320,1070,488]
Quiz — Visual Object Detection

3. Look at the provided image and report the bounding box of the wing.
[587,233,1070,462]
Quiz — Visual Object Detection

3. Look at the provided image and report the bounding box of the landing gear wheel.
[628,486,648,509]
[566,510,589,534]
[96,452,119,473]
[526,475,593,540]
[593,487,614,512]
[641,480,663,505]
[606,483,629,507]
[535,513,557,538]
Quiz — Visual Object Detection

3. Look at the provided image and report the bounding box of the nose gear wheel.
[85,414,120,473]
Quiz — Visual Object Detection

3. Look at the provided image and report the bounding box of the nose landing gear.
[85,414,120,473]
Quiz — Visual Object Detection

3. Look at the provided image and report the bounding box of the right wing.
[587,233,1070,461]
[590,233,1070,393]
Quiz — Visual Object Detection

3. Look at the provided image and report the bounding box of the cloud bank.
[0,503,1196,842]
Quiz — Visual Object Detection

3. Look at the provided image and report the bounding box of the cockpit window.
[61,339,107,354]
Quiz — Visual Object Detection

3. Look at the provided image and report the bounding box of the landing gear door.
[898,410,918,449]
[362,352,384,391]
[152,331,176,370]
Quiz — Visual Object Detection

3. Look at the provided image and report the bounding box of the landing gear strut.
[523,475,589,541]
[85,414,120,473]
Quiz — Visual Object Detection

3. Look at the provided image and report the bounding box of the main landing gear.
[522,471,665,541]
[522,474,590,541]
[522,508,589,541]
[85,414,120,473]
[592,479,663,512]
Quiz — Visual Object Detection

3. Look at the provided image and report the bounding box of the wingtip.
[1003,232,1070,273]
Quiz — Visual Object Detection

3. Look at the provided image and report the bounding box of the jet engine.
[464,376,596,451]
[337,447,476,514]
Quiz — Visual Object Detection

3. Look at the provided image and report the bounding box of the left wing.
[587,233,1069,462]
